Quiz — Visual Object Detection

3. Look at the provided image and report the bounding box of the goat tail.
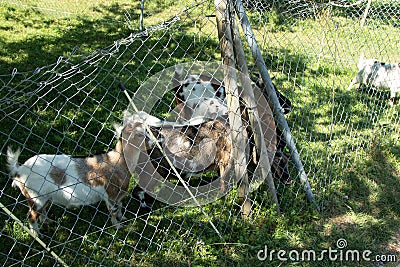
[6,147,21,179]
[112,122,123,139]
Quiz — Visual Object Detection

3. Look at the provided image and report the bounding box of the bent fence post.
[215,0,252,217]
[234,0,318,210]
[229,5,279,211]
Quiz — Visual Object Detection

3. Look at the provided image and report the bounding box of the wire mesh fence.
[0,0,399,266]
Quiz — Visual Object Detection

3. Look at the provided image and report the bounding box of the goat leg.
[108,201,124,229]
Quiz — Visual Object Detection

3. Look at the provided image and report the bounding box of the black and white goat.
[6,125,132,236]
[348,55,400,105]
[172,65,227,121]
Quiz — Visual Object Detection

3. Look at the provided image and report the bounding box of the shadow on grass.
[327,136,400,259]
[0,1,185,74]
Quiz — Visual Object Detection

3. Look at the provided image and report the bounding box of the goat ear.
[359,52,364,63]
[174,64,184,77]
[173,64,185,88]
[122,110,134,126]
[112,123,123,139]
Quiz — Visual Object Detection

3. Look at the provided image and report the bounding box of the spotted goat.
[6,124,134,236]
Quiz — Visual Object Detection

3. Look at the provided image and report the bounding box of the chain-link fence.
[0,0,399,266]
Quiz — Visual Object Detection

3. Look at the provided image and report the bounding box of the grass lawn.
[0,0,399,266]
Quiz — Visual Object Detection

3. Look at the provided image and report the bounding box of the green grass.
[0,0,399,266]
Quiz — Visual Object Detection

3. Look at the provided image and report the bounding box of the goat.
[347,56,377,90]
[150,118,233,193]
[242,76,292,185]
[126,111,234,192]
[251,77,292,115]
[348,55,400,105]
[172,66,292,115]
[6,124,132,236]
[160,126,218,173]
[172,65,226,120]
[171,67,291,185]
[122,111,235,206]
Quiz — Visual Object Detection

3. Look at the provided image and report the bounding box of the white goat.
[6,125,131,236]
[348,55,400,105]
